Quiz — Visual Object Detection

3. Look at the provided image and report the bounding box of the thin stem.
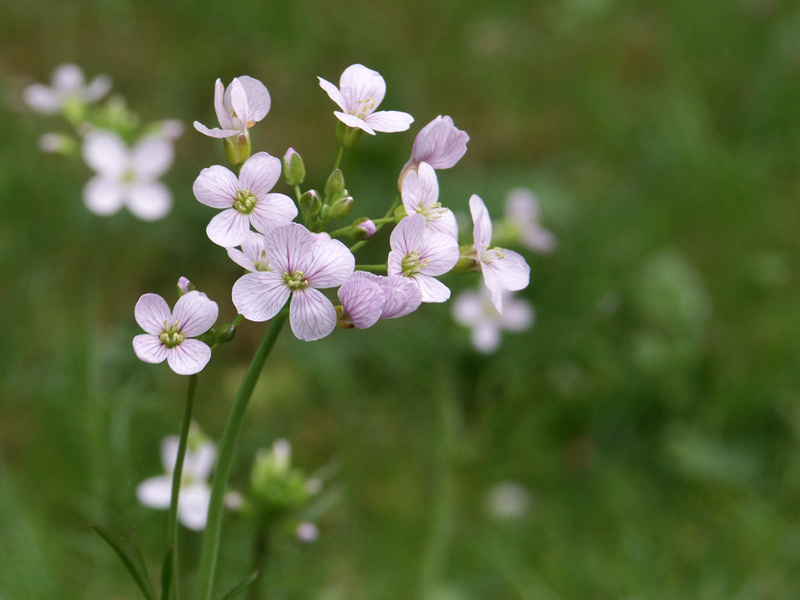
[248,517,271,600]
[333,145,345,172]
[194,308,289,600]
[354,264,388,273]
[167,374,198,600]
[350,195,402,253]
[328,217,396,238]
[293,184,302,203]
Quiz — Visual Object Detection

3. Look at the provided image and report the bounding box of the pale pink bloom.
[387,214,459,303]
[177,277,192,294]
[24,64,111,115]
[504,188,557,253]
[296,522,319,543]
[468,195,530,313]
[132,291,218,375]
[192,152,297,247]
[193,76,270,139]
[318,64,413,135]
[226,230,271,272]
[453,286,533,354]
[399,115,469,183]
[355,218,377,238]
[82,130,174,220]
[339,271,422,327]
[232,223,355,341]
[136,435,216,530]
[400,162,458,239]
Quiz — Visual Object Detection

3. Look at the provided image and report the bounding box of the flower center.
[351,97,376,119]
[159,322,185,348]
[481,247,506,265]
[254,249,271,272]
[418,202,445,220]
[283,270,309,291]
[234,190,257,214]
[401,251,430,277]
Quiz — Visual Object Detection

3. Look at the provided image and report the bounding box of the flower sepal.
[451,246,480,274]
[283,148,306,186]
[224,132,251,166]
[328,194,354,221]
[299,189,322,217]
[336,121,363,148]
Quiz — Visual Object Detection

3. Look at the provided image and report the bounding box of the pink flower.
[232,223,355,341]
[24,63,111,115]
[399,115,469,183]
[318,64,413,135]
[337,272,385,329]
[133,291,219,375]
[192,152,297,247]
[193,76,270,139]
[388,214,459,303]
[400,162,458,239]
[453,287,533,353]
[226,230,271,272]
[467,195,530,314]
[503,188,557,253]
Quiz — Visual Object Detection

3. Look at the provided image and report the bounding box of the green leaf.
[160,546,173,600]
[219,571,259,600]
[89,524,157,600]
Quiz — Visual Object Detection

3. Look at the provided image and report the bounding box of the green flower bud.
[324,168,345,199]
[283,148,306,186]
[394,205,408,223]
[250,441,311,513]
[328,195,354,221]
[350,218,376,240]
[336,121,363,148]
[299,189,322,217]
[215,323,237,344]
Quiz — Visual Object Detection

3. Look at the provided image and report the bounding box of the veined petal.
[212,79,233,130]
[227,247,254,271]
[82,131,129,178]
[127,182,172,221]
[173,291,218,337]
[193,165,239,209]
[249,193,298,234]
[227,78,249,132]
[390,214,427,256]
[401,162,438,214]
[135,293,171,334]
[303,238,355,288]
[339,64,386,112]
[481,250,531,313]
[378,275,422,319]
[263,223,314,274]
[133,334,170,364]
[317,76,347,112]
[289,288,337,341]
[338,275,384,329]
[419,231,459,276]
[469,194,493,250]
[132,136,174,179]
[166,339,212,375]
[207,208,250,247]
[192,121,239,139]
[407,115,469,170]
[83,177,125,216]
[364,110,413,133]
[235,76,270,123]
[334,112,375,134]
[239,152,281,197]
[413,273,451,303]
[232,272,289,322]
[428,208,459,240]
[136,475,173,509]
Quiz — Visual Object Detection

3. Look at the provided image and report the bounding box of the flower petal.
[82,131,128,178]
[173,291,218,337]
[127,182,172,221]
[469,194,493,249]
[263,223,315,274]
[212,79,232,130]
[207,209,250,248]
[334,112,375,134]
[378,275,422,319]
[235,76,270,123]
[303,238,355,288]
[134,293,171,334]
[193,165,239,209]
[339,64,386,112]
[364,110,413,133]
[192,121,239,139]
[132,136,174,180]
[23,84,60,114]
[390,214,427,256]
[418,231,459,276]
[83,177,124,216]
[185,442,217,480]
[177,483,211,530]
[166,339,212,375]
[133,334,170,365]
[317,76,346,112]
[249,193,298,234]
[137,475,173,509]
[481,250,531,313]
[232,272,290,322]
[289,288,337,341]
[338,275,384,329]
[413,273,451,303]
[239,152,281,197]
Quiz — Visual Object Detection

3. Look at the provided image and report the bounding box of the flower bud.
[336,121,363,148]
[299,189,322,217]
[324,168,345,199]
[328,195,354,220]
[393,205,408,223]
[176,277,194,296]
[224,132,251,166]
[282,147,306,186]
[250,441,310,513]
[215,322,237,344]
[351,218,376,240]
[38,132,78,156]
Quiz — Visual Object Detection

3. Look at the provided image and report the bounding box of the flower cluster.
[24,63,182,220]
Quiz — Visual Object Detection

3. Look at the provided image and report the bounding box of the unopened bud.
[351,218,376,240]
[299,189,322,216]
[282,147,306,186]
[394,205,408,223]
[324,168,345,198]
[328,195,354,220]
[336,121,363,148]
[215,323,237,344]
[224,132,251,166]
[176,277,194,296]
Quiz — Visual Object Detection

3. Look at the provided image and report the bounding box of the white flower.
[484,480,532,520]
[453,286,533,353]
[24,63,111,115]
[192,152,297,247]
[338,271,422,329]
[467,195,531,313]
[399,115,469,183]
[226,230,272,272]
[136,435,217,531]
[232,223,355,341]
[318,64,413,135]
[132,291,218,375]
[502,188,556,253]
[82,130,175,220]
[400,162,458,239]
[193,76,270,139]
[296,522,319,543]
[388,214,459,303]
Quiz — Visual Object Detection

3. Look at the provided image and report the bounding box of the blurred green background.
[3,0,800,598]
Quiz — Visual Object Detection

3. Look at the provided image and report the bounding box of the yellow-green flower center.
[254,249,271,272]
[159,322,185,348]
[351,97,376,119]
[283,270,308,291]
[234,189,257,214]
[401,251,430,277]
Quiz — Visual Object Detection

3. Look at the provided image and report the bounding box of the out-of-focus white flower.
[501,187,556,253]
[24,64,111,115]
[453,286,533,353]
[484,480,532,520]
[296,522,319,543]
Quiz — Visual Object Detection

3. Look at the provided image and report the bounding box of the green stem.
[167,374,198,600]
[328,217,396,238]
[293,184,302,203]
[350,195,402,253]
[354,264,388,273]
[194,309,289,600]
[333,145,345,172]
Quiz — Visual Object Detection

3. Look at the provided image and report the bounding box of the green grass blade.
[89,524,157,600]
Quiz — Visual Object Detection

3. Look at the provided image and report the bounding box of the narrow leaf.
[89,524,157,600]
[129,527,157,600]
[160,546,174,600]
[219,570,259,600]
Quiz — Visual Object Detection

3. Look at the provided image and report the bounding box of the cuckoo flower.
[399,115,469,184]
[318,64,413,135]
[133,291,218,375]
[388,214,459,303]
[226,230,271,272]
[232,223,355,341]
[193,76,270,139]
[400,162,458,239]
[502,187,557,253]
[136,433,217,530]
[338,271,423,329]
[82,130,175,220]
[193,152,297,247]
[453,286,533,354]
[466,195,531,314]
[24,63,111,116]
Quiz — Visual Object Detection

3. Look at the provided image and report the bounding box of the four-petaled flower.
[193,76,270,139]
[232,223,355,341]
[24,63,111,116]
[400,162,458,239]
[399,115,469,184]
[193,152,297,247]
[388,214,459,303]
[466,195,530,314]
[136,433,216,531]
[318,64,413,135]
[133,291,218,375]
[453,286,534,354]
[338,271,422,329]
[82,130,175,221]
